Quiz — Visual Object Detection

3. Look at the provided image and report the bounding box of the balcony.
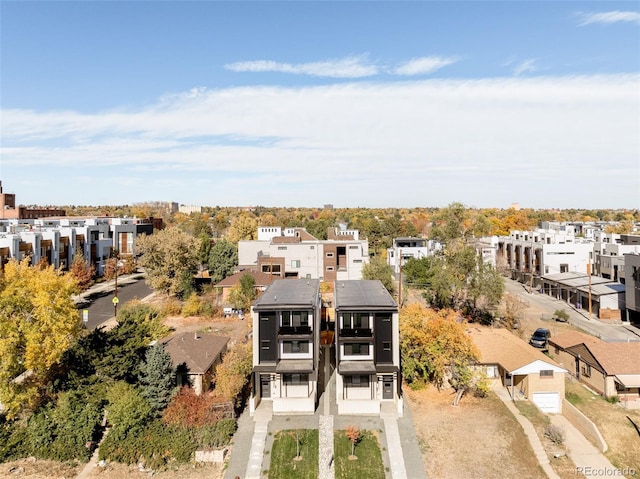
[278,326,312,337]
[339,328,373,338]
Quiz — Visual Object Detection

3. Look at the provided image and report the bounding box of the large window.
[345,375,370,387]
[282,340,310,354]
[281,311,309,327]
[344,343,370,356]
[341,312,370,329]
[283,373,308,385]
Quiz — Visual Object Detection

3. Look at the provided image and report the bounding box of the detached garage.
[468,327,568,414]
[532,392,561,414]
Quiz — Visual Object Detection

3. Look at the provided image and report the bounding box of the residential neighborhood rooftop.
[252,278,320,309]
[161,332,230,374]
[334,279,397,310]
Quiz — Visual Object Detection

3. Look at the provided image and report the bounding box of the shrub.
[106,382,154,441]
[161,297,183,316]
[162,387,226,428]
[0,417,28,462]
[196,419,237,449]
[474,371,490,398]
[99,420,196,470]
[544,424,565,445]
[554,309,570,321]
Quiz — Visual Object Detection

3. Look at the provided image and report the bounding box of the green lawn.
[268,429,319,479]
[334,429,386,479]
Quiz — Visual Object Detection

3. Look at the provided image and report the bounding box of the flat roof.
[252,278,320,309]
[334,280,397,311]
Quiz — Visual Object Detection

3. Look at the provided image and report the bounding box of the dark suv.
[529,328,551,349]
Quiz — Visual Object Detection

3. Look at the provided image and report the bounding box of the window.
[291,260,301,268]
[342,312,370,329]
[277,246,287,250]
[349,245,359,249]
[353,259,362,263]
[540,370,554,378]
[326,252,334,258]
[344,343,370,355]
[310,246,315,250]
[281,311,291,327]
[581,365,591,378]
[292,311,309,327]
[283,373,308,385]
[282,341,310,354]
[346,375,370,387]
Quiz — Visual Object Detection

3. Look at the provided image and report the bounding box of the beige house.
[214,270,274,305]
[549,331,640,400]
[468,327,567,413]
[162,332,230,395]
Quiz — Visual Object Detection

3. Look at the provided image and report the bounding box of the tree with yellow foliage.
[400,304,478,403]
[0,259,81,417]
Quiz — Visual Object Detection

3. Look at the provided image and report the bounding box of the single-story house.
[468,327,567,413]
[214,270,274,305]
[548,331,640,400]
[161,332,230,395]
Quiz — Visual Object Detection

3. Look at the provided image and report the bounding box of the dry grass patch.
[406,385,546,479]
[565,379,640,474]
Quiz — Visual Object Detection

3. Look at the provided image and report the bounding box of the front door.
[260,375,271,398]
[383,377,393,399]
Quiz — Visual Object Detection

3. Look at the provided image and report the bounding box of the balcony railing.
[339,328,373,338]
[278,326,312,336]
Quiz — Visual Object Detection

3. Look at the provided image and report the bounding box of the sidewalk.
[493,383,623,479]
[549,415,622,479]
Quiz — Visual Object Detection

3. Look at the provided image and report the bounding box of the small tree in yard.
[289,429,304,461]
[345,425,362,460]
[68,252,95,291]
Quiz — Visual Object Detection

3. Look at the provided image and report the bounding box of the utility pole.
[398,249,402,306]
[587,263,592,320]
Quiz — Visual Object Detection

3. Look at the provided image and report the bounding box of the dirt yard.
[406,386,547,479]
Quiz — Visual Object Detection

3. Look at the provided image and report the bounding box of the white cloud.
[2,74,638,208]
[577,11,640,26]
[392,56,458,76]
[513,59,537,76]
[225,55,378,78]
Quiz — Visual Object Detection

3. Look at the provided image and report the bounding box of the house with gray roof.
[334,280,403,415]
[249,278,321,415]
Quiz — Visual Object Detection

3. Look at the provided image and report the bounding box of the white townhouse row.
[0,216,156,274]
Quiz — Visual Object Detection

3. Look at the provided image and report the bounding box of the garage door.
[532,392,560,413]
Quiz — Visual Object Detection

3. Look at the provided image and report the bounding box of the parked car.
[529,328,551,349]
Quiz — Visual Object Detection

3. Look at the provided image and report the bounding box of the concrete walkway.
[226,375,426,479]
[549,415,622,478]
[492,384,561,479]
[493,383,624,479]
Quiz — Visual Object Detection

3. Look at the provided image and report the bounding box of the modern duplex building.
[249,279,322,415]
[238,226,369,281]
[334,280,403,415]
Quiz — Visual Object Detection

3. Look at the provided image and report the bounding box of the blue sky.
[1,1,639,210]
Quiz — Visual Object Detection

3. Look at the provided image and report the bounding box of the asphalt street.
[503,277,640,342]
[80,278,153,330]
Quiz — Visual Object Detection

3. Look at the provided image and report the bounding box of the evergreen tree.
[139,343,176,413]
